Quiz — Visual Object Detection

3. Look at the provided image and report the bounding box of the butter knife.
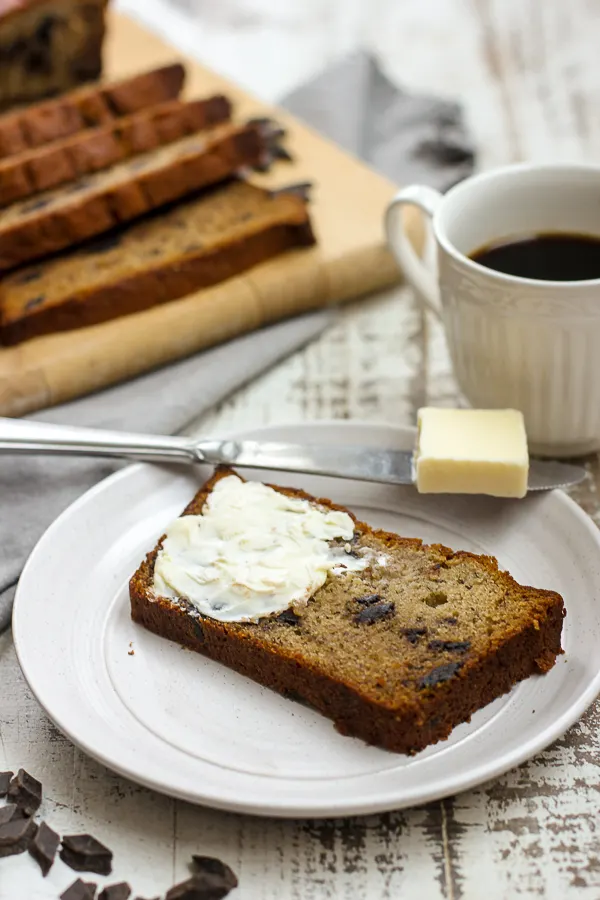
[0,418,585,492]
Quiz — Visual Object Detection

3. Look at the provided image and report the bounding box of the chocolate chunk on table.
[99,883,132,900]
[167,857,238,899]
[0,804,19,827]
[29,820,60,876]
[191,856,238,890]
[7,767,42,815]
[61,833,113,875]
[0,771,12,797]
[0,815,37,857]
[60,879,98,900]
[167,876,233,899]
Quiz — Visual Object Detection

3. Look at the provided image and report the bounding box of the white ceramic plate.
[13,422,600,818]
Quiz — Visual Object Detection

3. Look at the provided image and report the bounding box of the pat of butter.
[415,408,529,498]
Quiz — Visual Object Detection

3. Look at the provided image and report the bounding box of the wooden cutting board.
[0,10,420,417]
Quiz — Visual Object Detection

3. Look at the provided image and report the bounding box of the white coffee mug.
[385,162,600,457]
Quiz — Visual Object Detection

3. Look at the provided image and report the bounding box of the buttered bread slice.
[129,467,564,755]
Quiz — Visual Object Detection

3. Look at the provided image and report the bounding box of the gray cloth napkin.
[284,51,475,192]
[0,50,474,634]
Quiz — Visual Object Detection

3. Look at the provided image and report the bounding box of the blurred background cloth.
[283,52,474,192]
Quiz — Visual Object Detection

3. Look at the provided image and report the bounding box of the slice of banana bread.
[129,467,565,755]
[0,95,232,206]
[0,0,108,110]
[0,121,267,270]
[0,62,185,157]
[0,180,316,345]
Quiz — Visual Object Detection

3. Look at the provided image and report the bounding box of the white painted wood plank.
[196,286,422,436]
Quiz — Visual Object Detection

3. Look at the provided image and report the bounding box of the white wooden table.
[2,0,600,897]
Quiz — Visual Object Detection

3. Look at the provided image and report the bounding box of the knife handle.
[0,417,201,465]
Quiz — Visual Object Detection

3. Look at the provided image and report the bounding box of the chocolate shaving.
[0,771,13,798]
[245,116,292,172]
[60,879,98,900]
[99,884,132,900]
[0,815,37,857]
[252,157,271,173]
[60,833,113,875]
[29,820,60,876]
[8,768,42,816]
[419,661,463,689]
[247,116,286,139]
[246,116,273,129]
[272,144,293,162]
[270,181,312,203]
[254,142,293,172]
[354,601,395,625]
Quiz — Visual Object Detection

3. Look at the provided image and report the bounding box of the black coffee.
[470,232,600,281]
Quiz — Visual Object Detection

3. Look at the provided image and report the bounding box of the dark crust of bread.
[0,64,185,157]
[0,123,266,272]
[0,183,316,345]
[129,467,565,755]
[0,95,232,207]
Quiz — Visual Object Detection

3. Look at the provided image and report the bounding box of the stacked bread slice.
[0,0,109,110]
[0,64,316,346]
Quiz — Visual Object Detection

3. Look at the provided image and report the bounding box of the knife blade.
[0,418,586,492]
[196,439,586,492]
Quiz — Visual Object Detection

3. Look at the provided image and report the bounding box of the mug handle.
[385,185,443,320]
